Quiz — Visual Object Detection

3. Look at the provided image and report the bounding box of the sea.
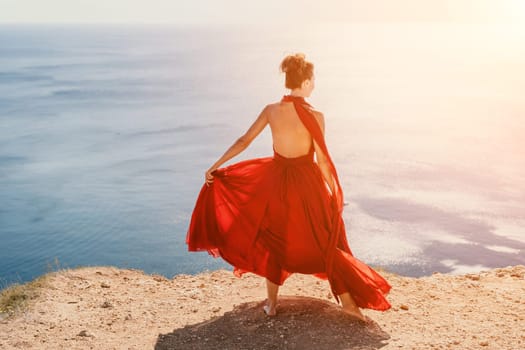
[1,22,524,287]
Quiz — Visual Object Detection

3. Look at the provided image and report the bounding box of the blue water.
[1,23,524,287]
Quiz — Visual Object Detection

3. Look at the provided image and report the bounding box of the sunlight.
[495,0,525,28]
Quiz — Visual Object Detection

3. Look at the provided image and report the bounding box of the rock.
[153,275,168,282]
[100,282,110,288]
[101,301,112,308]
[77,330,93,337]
[400,304,409,311]
[466,274,480,281]
[479,341,489,346]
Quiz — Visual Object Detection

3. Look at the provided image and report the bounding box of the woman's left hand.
[205,168,216,186]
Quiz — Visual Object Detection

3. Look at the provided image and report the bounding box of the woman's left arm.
[205,105,270,185]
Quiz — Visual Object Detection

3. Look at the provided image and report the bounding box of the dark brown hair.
[280,53,314,90]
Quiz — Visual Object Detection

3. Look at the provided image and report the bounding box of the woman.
[186,53,391,321]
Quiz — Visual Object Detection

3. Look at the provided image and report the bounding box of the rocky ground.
[0,265,524,349]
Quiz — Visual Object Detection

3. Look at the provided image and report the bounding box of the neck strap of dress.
[281,95,343,212]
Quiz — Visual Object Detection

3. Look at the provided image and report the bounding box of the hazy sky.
[0,0,523,24]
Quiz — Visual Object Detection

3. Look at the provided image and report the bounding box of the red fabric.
[186,95,391,311]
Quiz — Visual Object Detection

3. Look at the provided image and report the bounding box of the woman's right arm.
[205,105,271,185]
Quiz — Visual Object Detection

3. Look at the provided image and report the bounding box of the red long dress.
[186,95,391,311]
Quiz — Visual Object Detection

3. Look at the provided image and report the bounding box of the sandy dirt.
[0,265,524,349]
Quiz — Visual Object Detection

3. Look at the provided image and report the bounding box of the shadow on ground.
[155,296,390,350]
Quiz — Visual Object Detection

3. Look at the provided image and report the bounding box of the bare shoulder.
[309,108,325,126]
[265,102,280,112]
[262,102,279,113]
[261,102,280,119]
[311,109,324,119]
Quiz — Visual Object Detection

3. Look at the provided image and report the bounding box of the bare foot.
[341,307,366,322]
[338,292,366,322]
[264,279,279,316]
[263,300,277,316]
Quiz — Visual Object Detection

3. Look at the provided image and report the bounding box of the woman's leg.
[264,278,279,316]
[338,292,366,321]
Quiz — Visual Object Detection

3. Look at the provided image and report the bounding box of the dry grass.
[0,273,51,318]
[0,261,137,319]
[0,257,66,318]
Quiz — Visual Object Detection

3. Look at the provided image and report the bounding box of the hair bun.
[280,53,306,73]
[280,53,314,90]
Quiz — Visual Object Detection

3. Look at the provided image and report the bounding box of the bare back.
[267,101,315,158]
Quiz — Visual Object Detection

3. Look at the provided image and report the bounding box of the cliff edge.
[0,265,523,349]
